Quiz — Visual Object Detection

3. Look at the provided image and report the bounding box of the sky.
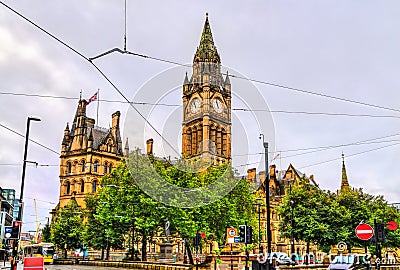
[1,0,400,232]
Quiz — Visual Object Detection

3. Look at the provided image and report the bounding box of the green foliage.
[81,149,257,258]
[41,224,51,243]
[50,199,83,255]
[277,179,400,252]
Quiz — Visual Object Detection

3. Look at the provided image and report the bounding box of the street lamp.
[11,117,40,270]
[259,134,272,260]
[19,116,41,221]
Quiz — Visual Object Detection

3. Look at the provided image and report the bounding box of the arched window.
[80,180,85,193]
[108,163,112,173]
[66,181,71,195]
[81,160,86,173]
[103,162,108,174]
[67,162,72,174]
[93,161,99,173]
[92,180,97,193]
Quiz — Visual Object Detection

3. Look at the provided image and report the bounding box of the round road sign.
[387,221,398,231]
[355,223,374,240]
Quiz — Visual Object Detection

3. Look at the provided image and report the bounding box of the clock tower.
[182,14,231,164]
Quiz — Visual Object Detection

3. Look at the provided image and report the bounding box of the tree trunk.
[64,248,67,259]
[185,239,194,264]
[141,236,147,261]
[101,248,104,260]
[306,242,310,265]
[106,241,110,260]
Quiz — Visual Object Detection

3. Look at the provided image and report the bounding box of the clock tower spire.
[182,14,231,164]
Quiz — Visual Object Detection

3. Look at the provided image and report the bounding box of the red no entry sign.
[355,223,374,240]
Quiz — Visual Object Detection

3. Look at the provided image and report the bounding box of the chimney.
[247,168,256,181]
[112,111,120,130]
[146,139,154,155]
[270,164,276,177]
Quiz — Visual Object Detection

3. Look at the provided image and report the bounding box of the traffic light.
[194,232,201,246]
[11,221,21,239]
[245,225,253,244]
[238,225,246,243]
[376,223,385,242]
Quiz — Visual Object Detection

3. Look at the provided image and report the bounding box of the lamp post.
[259,134,271,263]
[11,117,40,270]
[19,116,41,221]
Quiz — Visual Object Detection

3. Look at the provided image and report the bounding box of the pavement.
[1,261,23,270]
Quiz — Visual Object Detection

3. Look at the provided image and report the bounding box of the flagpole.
[96,89,100,127]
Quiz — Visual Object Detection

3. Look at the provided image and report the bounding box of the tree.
[277,179,400,254]
[89,150,257,262]
[50,199,83,258]
[41,224,51,243]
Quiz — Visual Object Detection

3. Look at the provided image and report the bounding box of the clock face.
[212,98,223,113]
[190,98,201,113]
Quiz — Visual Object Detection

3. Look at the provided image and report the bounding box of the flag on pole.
[272,153,280,161]
[87,92,98,105]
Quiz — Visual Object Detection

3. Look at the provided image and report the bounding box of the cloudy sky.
[1,0,400,232]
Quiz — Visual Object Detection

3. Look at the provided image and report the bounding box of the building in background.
[0,188,14,252]
[57,99,129,209]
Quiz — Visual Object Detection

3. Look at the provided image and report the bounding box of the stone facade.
[58,99,128,209]
[182,14,231,164]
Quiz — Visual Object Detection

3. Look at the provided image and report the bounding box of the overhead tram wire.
[299,142,400,169]
[0,1,181,158]
[0,123,59,155]
[2,2,399,116]
[234,141,400,170]
[231,133,400,158]
[1,91,400,119]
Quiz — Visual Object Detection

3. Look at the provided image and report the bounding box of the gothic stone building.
[182,13,232,164]
[58,99,128,209]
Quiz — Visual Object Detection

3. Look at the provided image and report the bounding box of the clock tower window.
[191,127,198,155]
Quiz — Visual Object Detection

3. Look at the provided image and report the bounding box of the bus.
[23,243,55,264]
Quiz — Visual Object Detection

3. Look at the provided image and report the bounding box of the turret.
[192,13,222,87]
[340,153,350,192]
[61,123,70,152]
[124,138,130,157]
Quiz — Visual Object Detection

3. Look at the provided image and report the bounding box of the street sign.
[234,236,241,243]
[355,223,374,240]
[4,226,12,239]
[387,221,398,231]
[226,228,237,244]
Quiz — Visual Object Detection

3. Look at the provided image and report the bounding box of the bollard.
[24,257,44,270]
